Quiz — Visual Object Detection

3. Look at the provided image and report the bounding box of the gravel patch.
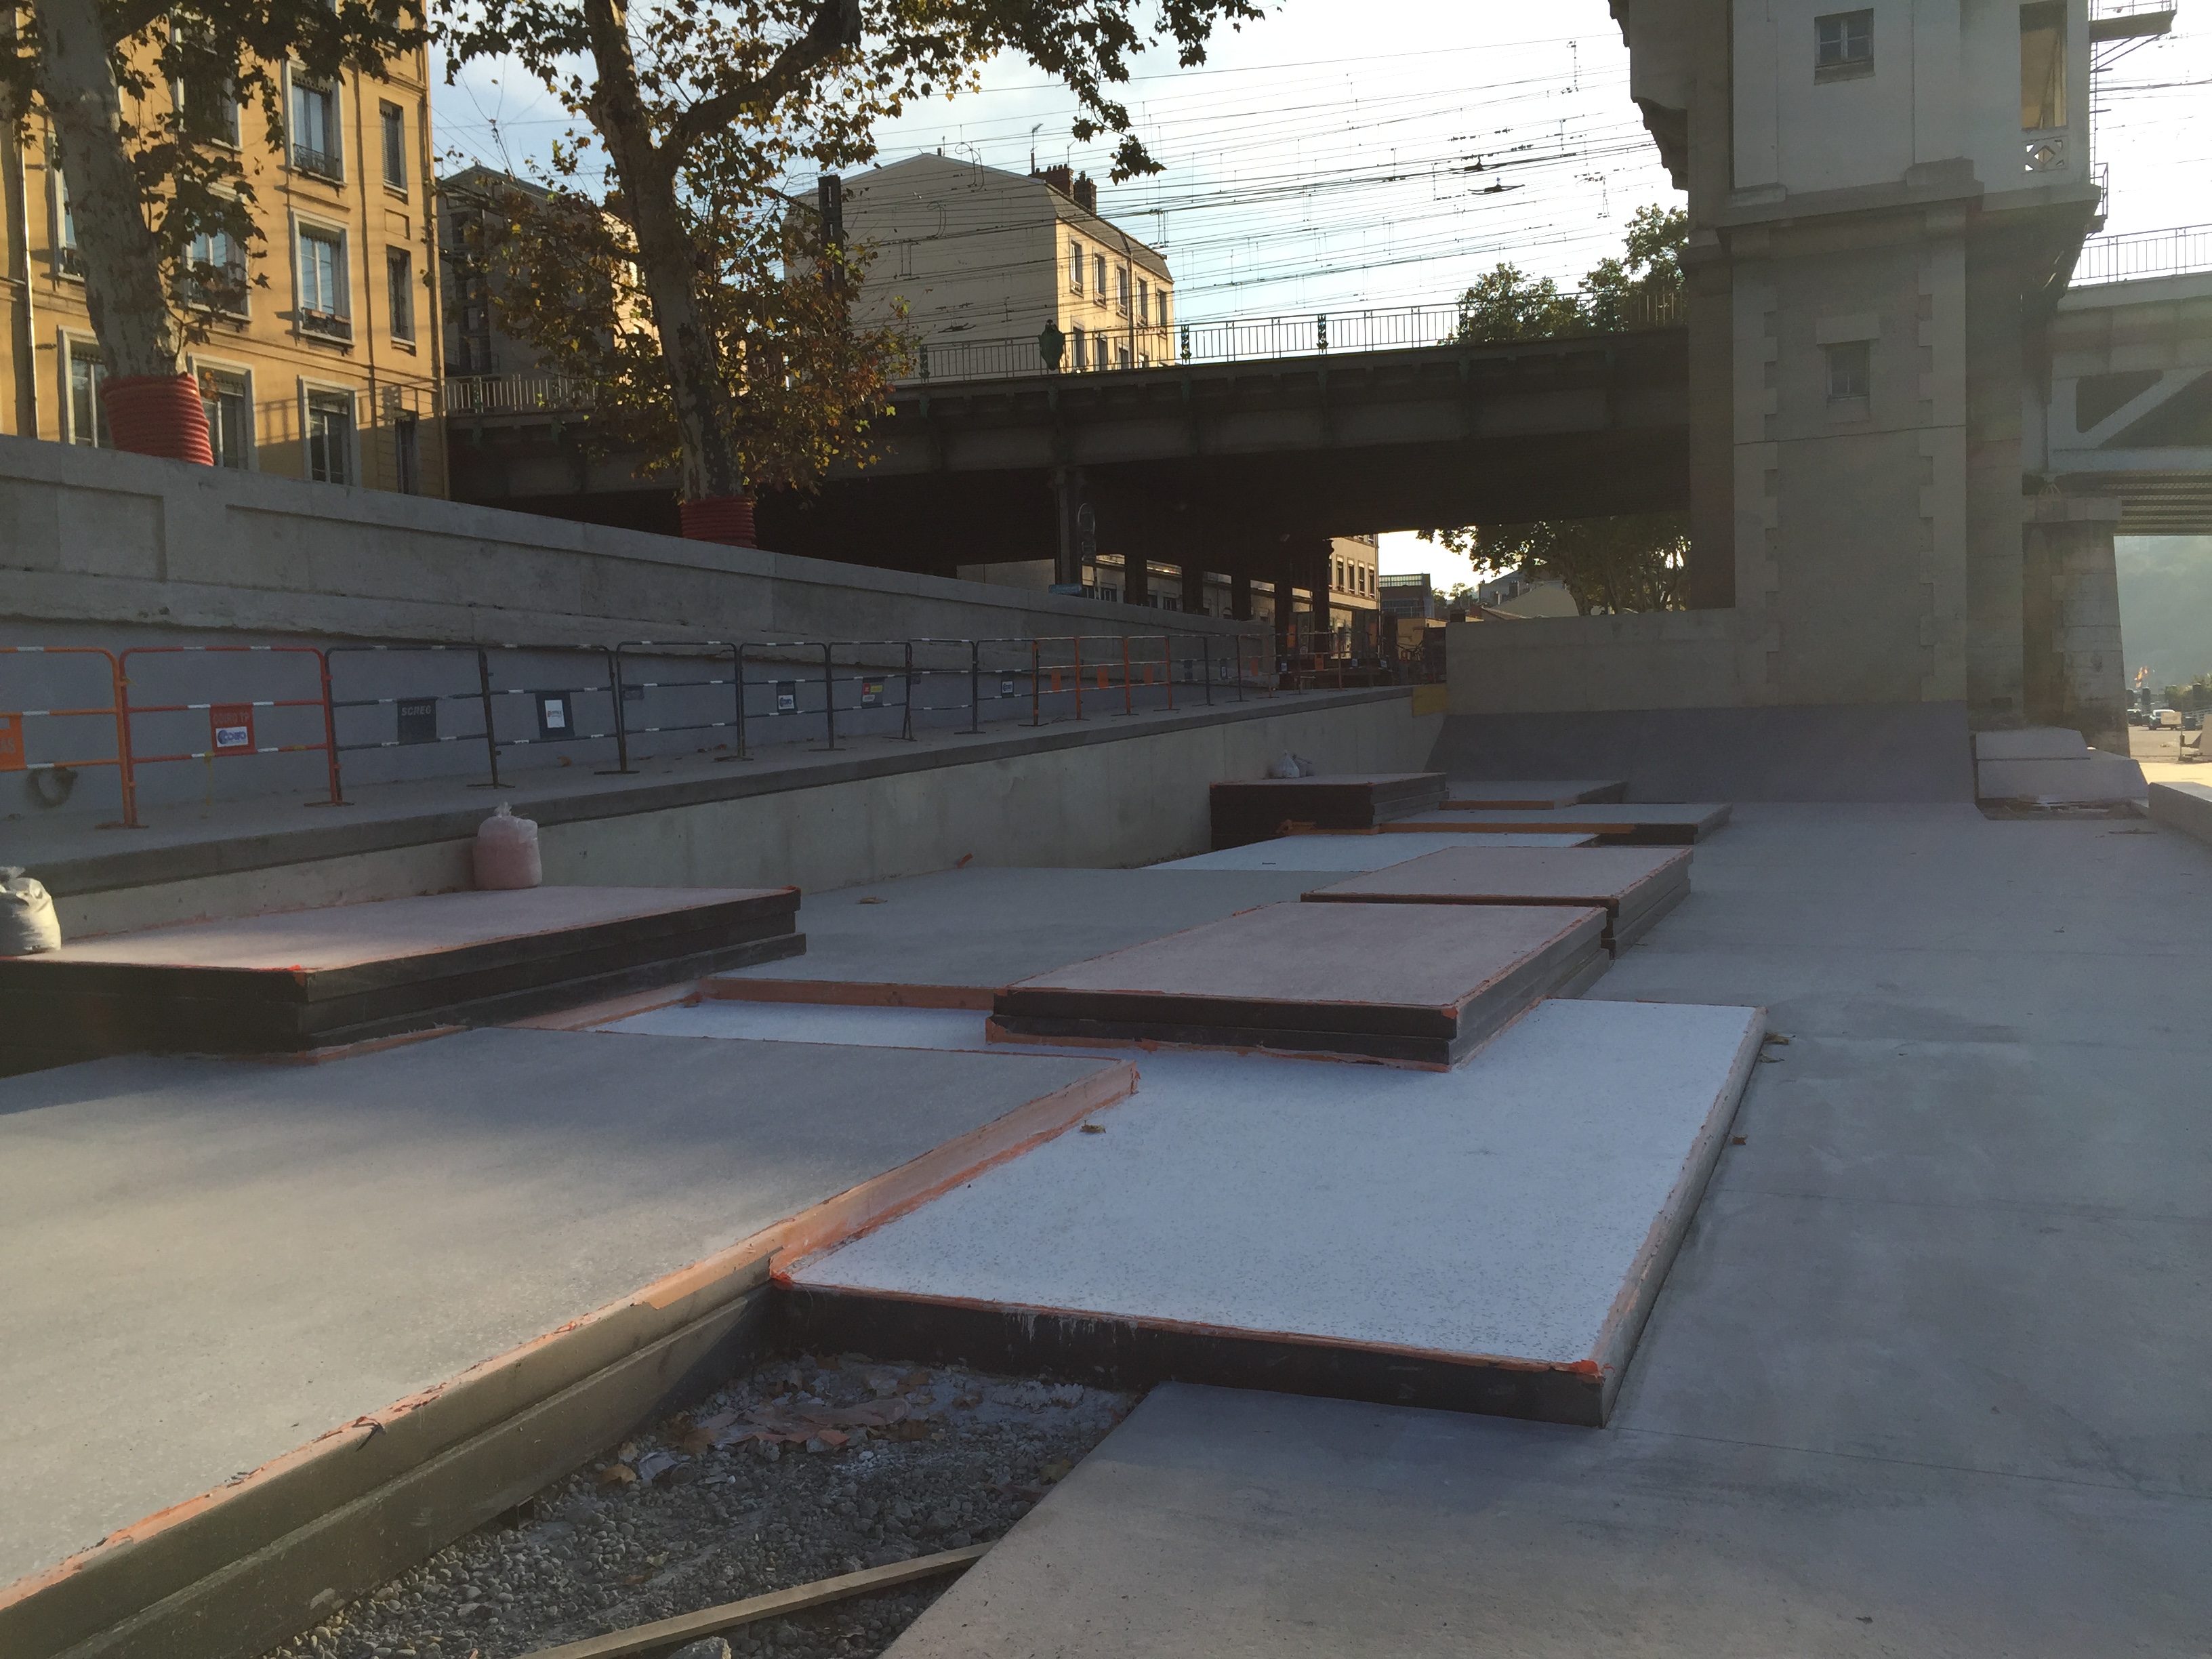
[260,1353,1134,1659]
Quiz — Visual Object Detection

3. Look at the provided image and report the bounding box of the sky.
[433,3,2211,588]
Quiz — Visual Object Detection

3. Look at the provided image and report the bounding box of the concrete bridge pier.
[2022,493,2130,755]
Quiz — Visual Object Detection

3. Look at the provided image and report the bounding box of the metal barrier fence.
[0,645,136,825]
[118,645,341,822]
[2072,223,2212,287]
[13,630,1310,816]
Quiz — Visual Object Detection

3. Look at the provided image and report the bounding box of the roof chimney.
[1073,173,1097,214]
[1035,163,1074,200]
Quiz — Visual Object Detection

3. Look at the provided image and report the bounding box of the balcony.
[300,309,352,343]
[291,143,341,181]
[439,374,595,416]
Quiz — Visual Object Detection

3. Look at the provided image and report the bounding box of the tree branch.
[666,0,849,158]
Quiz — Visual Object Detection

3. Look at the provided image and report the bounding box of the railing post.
[472,646,508,788]
[1073,636,1084,720]
[821,642,838,750]
[1121,635,1134,716]
[605,644,637,775]
[315,647,345,805]
[736,644,752,761]
[968,639,982,735]
[901,641,916,741]
[1200,634,1214,707]
[109,648,140,827]
[1030,639,1041,727]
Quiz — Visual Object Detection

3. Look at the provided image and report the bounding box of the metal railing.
[291,144,341,181]
[439,375,600,417]
[117,644,342,822]
[2073,224,2212,286]
[908,289,1683,384]
[0,646,136,825]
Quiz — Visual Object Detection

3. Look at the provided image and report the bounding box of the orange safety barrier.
[0,646,137,825]
[119,645,342,823]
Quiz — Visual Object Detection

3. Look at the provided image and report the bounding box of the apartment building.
[839,152,1174,377]
[0,45,446,495]
[1326,535,1380,628]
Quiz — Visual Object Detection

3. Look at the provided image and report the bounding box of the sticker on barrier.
[210,704,255,755]
[0,712,22,772]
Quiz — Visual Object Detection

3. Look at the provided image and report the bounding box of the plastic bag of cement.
[0,867,60,954]
[472,803,543,890]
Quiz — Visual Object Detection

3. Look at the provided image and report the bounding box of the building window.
[66,340,106,446]
[2020,2,2066,130]
[386,247,414,342]
[1069,239,1084,292]
[1814,10,1874,80]
[394,413,421,494]
[1115,266,1130,314]
[1826,340,1870,401]
[199,368,251,467]
[380,101,407,190]
[1070,325,1086,370]
[1115,342,1130,370]
[306,388,352,484]
[54,165,83,276]
[1136,277,1148,323]
[1092,252,1107,299]
[184,229,247,314]
[297,223,351,340]
[290,74,340,178]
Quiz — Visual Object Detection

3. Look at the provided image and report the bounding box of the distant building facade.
[0,45,447,495]
[838,154,1175,379]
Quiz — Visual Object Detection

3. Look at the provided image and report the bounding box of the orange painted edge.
[503,981,708,1031]
[237,1025,466,1065]
[979,1016,1452,1073]
[775,1280,1607,1379]
[700,978,998,1012]
[0,1056,1136,1616]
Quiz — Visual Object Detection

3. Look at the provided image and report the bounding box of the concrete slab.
[2150,779,2212,848]
[613,1000,996,1050]
[880,800,2212,1657]
[1149,831,1598,871]
[1304,846,1692,953]
[0,887,801,1069]
[790,1000,1763,1425]
[991,899,1609,1065]
[1208,772,1447,847]
[1976,751,2146,802]
[1972,726,2095,760]
[0,1028,1126,1593]
[1442,777,1627,807]
[1393,802,1732,843]
[707,868,1320,1004]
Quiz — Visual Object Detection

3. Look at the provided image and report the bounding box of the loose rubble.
[261,1354,1134,1659]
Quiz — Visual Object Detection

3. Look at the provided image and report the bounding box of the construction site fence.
[4,630,1430,820]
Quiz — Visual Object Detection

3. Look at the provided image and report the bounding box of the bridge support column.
[1124,548,1150,607]
[1183,562,1206,615]
[1230,571,1252,622]
[2022,493,2130,756]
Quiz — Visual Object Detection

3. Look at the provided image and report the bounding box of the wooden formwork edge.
[2,1061,1135,1659]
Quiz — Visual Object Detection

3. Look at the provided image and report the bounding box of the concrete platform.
[1149,830,1598,871]
[703,867,1319,1009]
[1392,801,1732,844]
[2150,779,2212,849]
[0,1028,1130,1656]
[1208,772,1446,847]
[787,999,1765,1426]
[0,886,801,1071]
[1304,846,1692,954]
[882,801,2212,1658]
[1443,778,1627,807]
[991,899,1608,1066]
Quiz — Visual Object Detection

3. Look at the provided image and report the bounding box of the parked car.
[2154,708,2182,729]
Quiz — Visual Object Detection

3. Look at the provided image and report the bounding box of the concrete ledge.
[32,688,1417,903]
[2149,781,2212,848]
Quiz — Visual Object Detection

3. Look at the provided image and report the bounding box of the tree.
[1427,208,1692,612]
[476,161,912,494]
[3,0,424,455]
[435,0,1262,529]
[1443,205,1686,344]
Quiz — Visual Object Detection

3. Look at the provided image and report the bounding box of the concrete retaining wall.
[0,434,1252,647]
[56,689,1441,937]
[1447,610,1745,715]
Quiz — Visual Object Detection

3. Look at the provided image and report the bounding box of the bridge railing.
[907,289,1683,384]
[2073,224,2212,287]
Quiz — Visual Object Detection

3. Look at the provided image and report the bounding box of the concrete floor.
[713,867,1324,989]
[0,1029,1117,1588]
[886,802,2212,1656]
